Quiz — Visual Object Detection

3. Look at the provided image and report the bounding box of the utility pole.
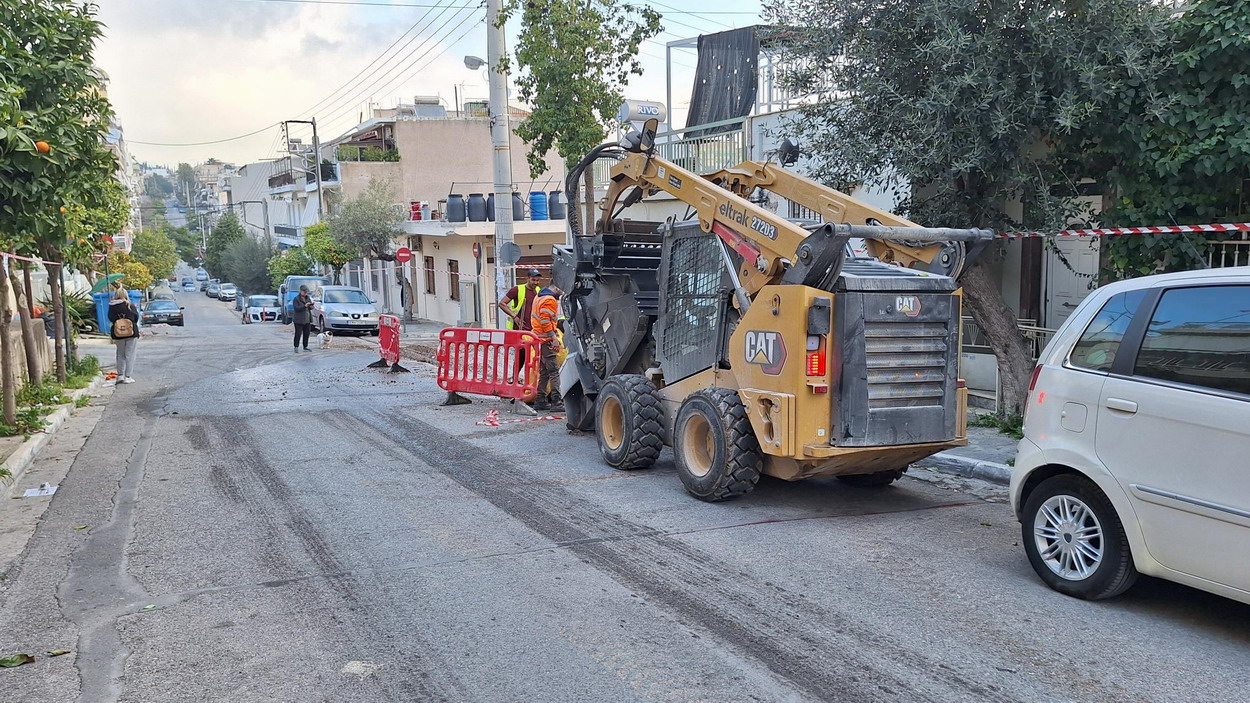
[486,0,514,329]
[283,119,325,220]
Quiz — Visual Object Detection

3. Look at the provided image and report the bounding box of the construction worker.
[530,286,563,411]
[497,268,544,330]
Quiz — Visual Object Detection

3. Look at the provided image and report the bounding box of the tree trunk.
[47,260,67,384]
[959,259,1036,417]
[0,263,18,426]
[17,263,42,385]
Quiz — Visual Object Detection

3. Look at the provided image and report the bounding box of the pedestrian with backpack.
[108,287,140,384]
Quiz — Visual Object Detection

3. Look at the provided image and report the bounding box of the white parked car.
[1011,267,1250,604]
[243,294,281,324]
[218,283,238,302]
[314,285,380,336]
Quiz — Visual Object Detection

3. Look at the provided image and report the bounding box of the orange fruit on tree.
[59,206,67,214]
[35,141,50,154]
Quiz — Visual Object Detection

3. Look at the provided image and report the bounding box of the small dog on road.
[317,330,333,348]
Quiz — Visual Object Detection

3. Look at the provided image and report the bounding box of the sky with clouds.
[93,0,763,168]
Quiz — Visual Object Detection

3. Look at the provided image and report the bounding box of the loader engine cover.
[831,260,961,447]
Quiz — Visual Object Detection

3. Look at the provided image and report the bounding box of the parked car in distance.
[200,277,218,292]
[1012,267,1250,605]
[314,285,380,335]
[235,293,247,311]
[218,283,238,302]
[243,294,281,324]
[195,270,208,282]
[205,282,221,298]
[151,289,177,301]
[278,275,328,324]
[182,282,197,292]
[141,300,184,327]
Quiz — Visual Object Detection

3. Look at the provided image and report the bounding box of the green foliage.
[762,0,1173,234]
[205,211,246,278]
[175,163,196,203]
[336,145,399,162]
[0,0,117,255]
[60,177,129,269]
[503,0,661,176]
[304,221,354,282]
[40,288,95,333]
[17,379,68,407]
[223,235,274,294]
[165,225,201,267]
[64,354,99,389]
[131,228,179,281]
[267,246,316,290]
[969,412,1025,440]
[0,407,47,437]
[327,178,402,260]
[144,173,174,197]
[1088,0,1250,279]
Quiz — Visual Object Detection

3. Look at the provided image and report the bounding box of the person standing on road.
[108,287,140,384]
[292,285,315,353]
[530,286,564,411]
[497,268,544,331]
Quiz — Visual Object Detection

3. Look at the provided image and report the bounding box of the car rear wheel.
[1021,474,1137,600]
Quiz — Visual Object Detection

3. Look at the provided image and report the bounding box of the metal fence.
[1208,235,1250,268]
[961,317,1057,361]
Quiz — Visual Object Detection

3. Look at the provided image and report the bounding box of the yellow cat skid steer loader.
[551,119,994,501]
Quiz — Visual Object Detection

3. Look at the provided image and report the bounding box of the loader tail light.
[806,351,826,376]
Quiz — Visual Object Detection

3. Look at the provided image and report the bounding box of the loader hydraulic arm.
[598,145,993,299]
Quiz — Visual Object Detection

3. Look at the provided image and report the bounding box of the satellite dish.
[499,242,522,265]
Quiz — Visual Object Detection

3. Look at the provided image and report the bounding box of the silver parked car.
[314,285,380,336]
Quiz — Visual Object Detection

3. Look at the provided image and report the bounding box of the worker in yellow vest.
[497,268,544,331]
[497,268,545,382]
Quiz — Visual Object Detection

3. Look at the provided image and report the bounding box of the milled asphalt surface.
[0,291,1248,702]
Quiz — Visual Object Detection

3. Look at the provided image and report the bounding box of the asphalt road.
[1,291,1248,702]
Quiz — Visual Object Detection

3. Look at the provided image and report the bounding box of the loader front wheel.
[673,389,762,502]
[595,375,663,470]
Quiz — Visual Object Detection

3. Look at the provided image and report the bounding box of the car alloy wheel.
[1033,494,1103,580]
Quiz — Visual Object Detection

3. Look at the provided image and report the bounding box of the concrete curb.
[914,451,1012,486]
[0,374,107,498]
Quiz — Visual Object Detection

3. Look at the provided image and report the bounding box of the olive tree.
[762,0,1174,414]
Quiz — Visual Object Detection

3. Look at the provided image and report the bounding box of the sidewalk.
[914,426,1017,486]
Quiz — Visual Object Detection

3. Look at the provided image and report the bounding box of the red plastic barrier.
[378,314,401,364]
[437,328,540,401]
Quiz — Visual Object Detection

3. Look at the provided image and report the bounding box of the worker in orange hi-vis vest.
[530,287,564,412]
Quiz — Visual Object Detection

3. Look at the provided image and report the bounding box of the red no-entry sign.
[395,247,413,263]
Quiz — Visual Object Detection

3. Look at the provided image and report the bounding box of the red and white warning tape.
[475,408,565,427]
[1000,223,1250,239]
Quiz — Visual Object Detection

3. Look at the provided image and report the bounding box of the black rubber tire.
[672,388,762,502]
[594,375,663,470]
[837,469,907,487]
[1021,474,1138,600]
[369,328,380,337]
[563,384,596,432]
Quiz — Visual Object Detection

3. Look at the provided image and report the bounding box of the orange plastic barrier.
[437,328,540,401]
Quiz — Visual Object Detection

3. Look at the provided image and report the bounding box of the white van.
[1011,267,1250,603]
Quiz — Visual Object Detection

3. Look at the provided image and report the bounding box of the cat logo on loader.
[744,330,786,375]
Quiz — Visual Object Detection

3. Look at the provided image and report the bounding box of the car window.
[324,290,371,304]
[250,296,278,306]
[1068,289,1148,372]
[1133,285,1250,395]
[146,301,178,311]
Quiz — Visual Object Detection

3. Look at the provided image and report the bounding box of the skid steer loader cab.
[555,114,986,502]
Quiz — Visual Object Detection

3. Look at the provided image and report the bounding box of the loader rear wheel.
[595,375,663,470]
[837,469,907,487]
[673,389,762,502]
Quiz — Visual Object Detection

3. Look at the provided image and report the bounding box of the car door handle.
[1105,397,1138,414]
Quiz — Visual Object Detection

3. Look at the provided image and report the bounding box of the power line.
[129,123,279,147]
[234,0,757,14]
[305,3,474,128]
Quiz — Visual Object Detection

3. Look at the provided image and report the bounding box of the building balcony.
[268,170,297,192]
[336,145,400,162]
